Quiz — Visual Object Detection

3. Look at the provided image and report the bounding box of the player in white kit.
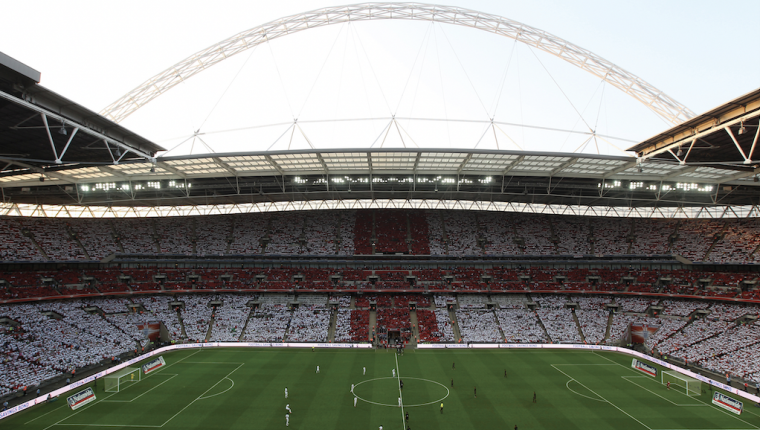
[285,414,289,427]
[316,365,320,373]
[286,404,292,414]
[284,387,288,398]
[354,396,358,407]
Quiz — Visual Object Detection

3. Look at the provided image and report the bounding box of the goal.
[104,367,141,393]
[661,370,701,396]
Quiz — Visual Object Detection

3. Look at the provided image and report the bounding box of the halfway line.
[394,352,405,430]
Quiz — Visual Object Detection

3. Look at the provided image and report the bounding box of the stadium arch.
[101,2,695,126]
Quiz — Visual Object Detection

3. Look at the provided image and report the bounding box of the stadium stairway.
[68,225,91,260]
[409,309,419,346]
[547,216,560,254]
[448,308,462,342]
[473,212,486,254]
[371,211,377,254]
[405,213,412,254]
[603,312,613,343]
[532,304,553,342]
[190,218,198,255]
[438,211,450,255]
[237,307,254,341]
[21,227,50,260]
[335,213,344,254]
[368,308,377,342]
[327,308,337,342]
[750,242,760,260]
[109,220,126,253]
[677,325,732,359]
[204,313,215,342]
[572,310,586,343]
[492,309,507,341]
[702,222,729,262]
[177,308,188,339]
[150,220,161,254]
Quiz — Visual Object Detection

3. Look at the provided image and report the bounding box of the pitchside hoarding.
[631,358,658,377]
[67,387,96,410]
[141,356,166,375]
[712,392,743,415]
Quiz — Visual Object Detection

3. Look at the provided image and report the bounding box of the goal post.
[104,367,141,393]
[661,370,701,396]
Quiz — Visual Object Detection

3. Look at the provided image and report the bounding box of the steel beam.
[100,3,694,125]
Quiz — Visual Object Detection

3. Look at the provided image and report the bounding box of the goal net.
[104,367,141,393]
[661,370,701,396]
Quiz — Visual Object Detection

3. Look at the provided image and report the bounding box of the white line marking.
[394,352,405,430]
[552,363,620,366]
[159,363,244,427]
[551,364,652,430]
[621,376,702,407]
[43,349,201,430]
[565,379,606,402]
[101,374,178,403]
[197,377,235,400]
[352,377,449,407]
[592,352,760,429]
[54,425,160,428]
[24,404,65,424]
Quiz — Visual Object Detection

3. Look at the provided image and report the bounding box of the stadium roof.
[630,87,760,168]
[0,52,163,171]
[1,147,758,211]
[2,53,760,215]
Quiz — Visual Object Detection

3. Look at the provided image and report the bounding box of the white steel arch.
[101,2,695,126]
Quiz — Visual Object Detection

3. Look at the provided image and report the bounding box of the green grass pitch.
[7,347,760,430]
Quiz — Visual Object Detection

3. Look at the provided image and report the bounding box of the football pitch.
[7,347,760,430]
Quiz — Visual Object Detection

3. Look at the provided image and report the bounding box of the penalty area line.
[101,374,179,403]
[160,362,244,427]
[592,352,760,428]
[621,376,702,407]
[41,349,202,430]
[551,364,652,430]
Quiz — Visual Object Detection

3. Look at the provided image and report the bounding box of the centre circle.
[352,377,449,408]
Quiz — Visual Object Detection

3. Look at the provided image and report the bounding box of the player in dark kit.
[400,380,404,390]
[405,412,409,422]
[474,387,477,398]
[533,392,536,403]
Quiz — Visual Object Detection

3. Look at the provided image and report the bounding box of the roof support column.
[725,126,749,163]
[58,128,79,163]
[748,118,760,162]
[40,114,60,163]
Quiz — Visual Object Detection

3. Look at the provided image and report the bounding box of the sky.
[2,0,758,157]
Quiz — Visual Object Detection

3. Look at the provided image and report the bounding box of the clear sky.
[2,0,758,156]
